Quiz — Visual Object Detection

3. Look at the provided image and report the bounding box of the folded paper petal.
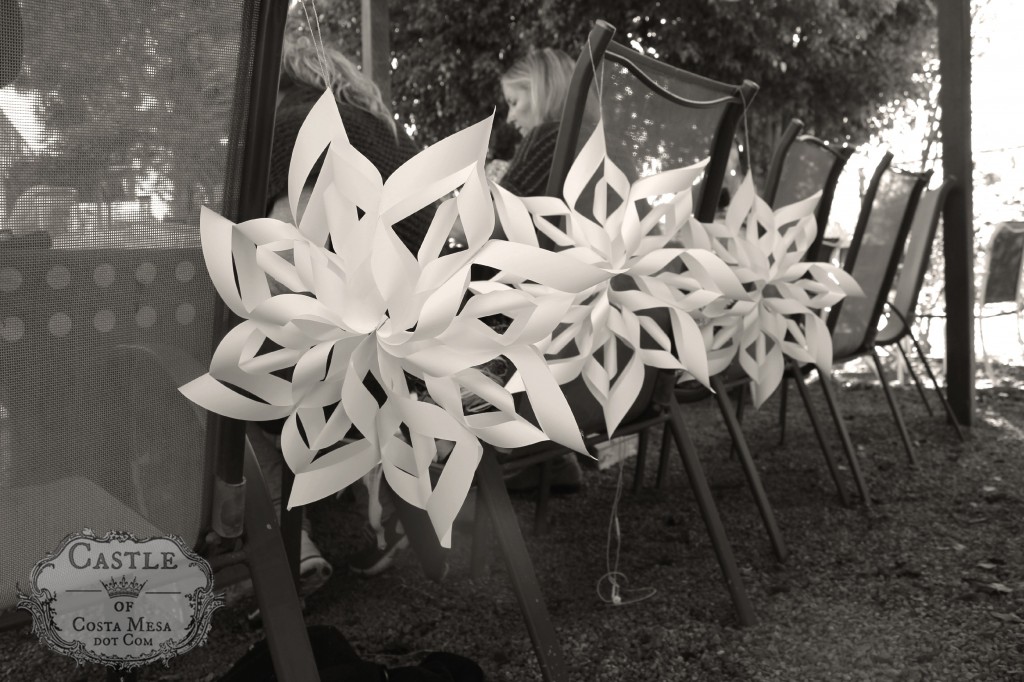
[682,174,862,406]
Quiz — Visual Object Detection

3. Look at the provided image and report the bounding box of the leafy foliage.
[10,0,244,220]
[307,0,936,174]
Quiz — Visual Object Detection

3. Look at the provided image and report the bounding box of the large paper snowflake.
[680,175,863,407]
[490,125,734,435]
[180,91,607,546]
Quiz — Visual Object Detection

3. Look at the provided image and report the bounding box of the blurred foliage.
[5,0,938,224]
[307,0,937,175]
[9,0,244,220]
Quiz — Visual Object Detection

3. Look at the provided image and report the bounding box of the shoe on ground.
[503,452,583,495]
[348,515,410,576]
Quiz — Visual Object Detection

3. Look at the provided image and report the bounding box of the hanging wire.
[298,0,332,92]
[596,446,657,607]
[738,87,754,181]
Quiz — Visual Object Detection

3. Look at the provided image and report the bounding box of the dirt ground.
[3,360,1024,681]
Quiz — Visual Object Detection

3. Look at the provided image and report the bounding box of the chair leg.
[733,385,746,423]
[778,375,789,445]
[815,368,872,508]
[470,492,491,579]
[632,428,650,493]
[728,384,745,459]
[895,340,933,416]
[534,458,554,535]
[279,471,303,587]
[655,423,673,489]
[710,376,788,562]
[787,361,852,508]
[870,350,918,466]
[665,396,756,627]
[242,441,321,682]
[477,452,569,681]
[909,329,966,442]
[979,310,996,386]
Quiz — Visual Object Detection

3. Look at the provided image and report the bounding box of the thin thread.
[738,86,753,178]
[596,448,656,607]
[299,0,332,92]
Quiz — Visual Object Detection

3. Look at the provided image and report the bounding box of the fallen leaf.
[984,582,1014,594]
[982,486,997,493]
[991,612,1023,624]
[977,561,998,571]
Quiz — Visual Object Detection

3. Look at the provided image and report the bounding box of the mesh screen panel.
[831,171,921,361]
[1,1,260,610]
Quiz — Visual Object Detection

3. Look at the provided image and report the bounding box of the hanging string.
[738,86,754,182]
[298,0,332,94]
[596,445,657,607]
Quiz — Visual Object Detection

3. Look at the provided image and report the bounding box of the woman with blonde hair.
[497,47,576,198]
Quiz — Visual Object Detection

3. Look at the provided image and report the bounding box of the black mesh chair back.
[829,155,931,362]
[876,179,956,346]
[536,20,758,433]
[0,1,283,615]
[761,119,805,204]
[766,128,853,261]
[548,20,759,224]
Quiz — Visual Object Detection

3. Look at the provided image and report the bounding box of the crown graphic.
[100,574,148,599]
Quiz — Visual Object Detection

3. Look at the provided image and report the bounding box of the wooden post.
[937,0,975,427]
[361,0,391,104]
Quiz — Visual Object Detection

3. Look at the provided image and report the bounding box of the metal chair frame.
[782,154,931,501]
[873,178,965,441]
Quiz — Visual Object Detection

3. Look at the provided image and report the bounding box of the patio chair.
[874,178,965,441]
[658,120,861,516]
[978,221,1024,382]
[739,122,866,503]
[0,2,320,679]
[783,155,931,482]
[541,18,761,618]
[549,21,760,227]
[554,21,791,564]
[763,125,854,262]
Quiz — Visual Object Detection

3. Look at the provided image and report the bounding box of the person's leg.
[347,472,411,576]
[247,424,332,597]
